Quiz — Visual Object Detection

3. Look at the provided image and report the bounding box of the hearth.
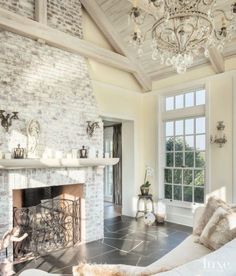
[12,185,81,262]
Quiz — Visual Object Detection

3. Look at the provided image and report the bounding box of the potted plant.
[140,166,154,195]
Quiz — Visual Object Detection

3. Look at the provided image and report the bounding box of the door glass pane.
[165,185,172,199]
[174,169,182,184]
[185,119,194,135]
[195,152,205,168]
[183,169,193,185]
[196,90,205,105]
[194,187,204,203]
[175,137,184,151]
[185,152,194,167]
[166,97,174,111]
[184,186,193,202]
[175,152,183,167]
[166,137,174,151]
[165,169,172,184]
[174,186,182,200]
[166,121,174,136]
[185,135,194,150]
[185,92,194,107]
[194,170,204,186]
[196,117,205,134]
[175,94,184,109]
[196,135,205,150]
[166,153,174,167]
[175,120,184,135]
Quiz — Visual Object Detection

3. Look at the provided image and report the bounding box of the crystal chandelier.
[129,0,236,73]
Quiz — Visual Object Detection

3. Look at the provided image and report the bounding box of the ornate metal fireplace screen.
[13,198,80,261]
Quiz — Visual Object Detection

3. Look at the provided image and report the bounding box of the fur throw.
[73,263,170,276]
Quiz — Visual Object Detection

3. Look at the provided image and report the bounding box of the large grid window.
[163,89,206,204]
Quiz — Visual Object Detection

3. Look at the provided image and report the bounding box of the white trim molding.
[233,75,236,202]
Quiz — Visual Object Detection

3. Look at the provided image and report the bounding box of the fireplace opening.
[13,185,82,263]
[21,186,63,207]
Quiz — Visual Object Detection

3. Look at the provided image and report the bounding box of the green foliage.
[165,137,205,203]
[141,181,151,188]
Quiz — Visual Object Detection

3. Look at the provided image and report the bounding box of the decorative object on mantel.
[42,148,53,159]
[72,149,79,159]
[0,110,19,132]
[210,121,227,148]
[27,119,41,158]
[55,150,63,159]
[128,0,236,73]
[140,165,154,195]
[86,121,100,138]
[80,146,88,158]
[4,152,12,160]
[13,144,25,159]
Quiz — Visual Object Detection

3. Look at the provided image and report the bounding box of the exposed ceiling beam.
[0,7,136,73]
[35,0,47,24]
[80,0,152,92]
[208,47,225,74]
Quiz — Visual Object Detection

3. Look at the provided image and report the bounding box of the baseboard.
[166,212,193,227]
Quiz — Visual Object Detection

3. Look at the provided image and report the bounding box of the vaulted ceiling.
[81,0,236,90]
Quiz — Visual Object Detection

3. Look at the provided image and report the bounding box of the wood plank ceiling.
[85,0,236,83]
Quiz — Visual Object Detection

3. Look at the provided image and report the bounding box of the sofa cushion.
[19,269,63,276]
[199,207,236,250]
[193,197,230,236]
[146,235,211,274]
[155,238,236,276]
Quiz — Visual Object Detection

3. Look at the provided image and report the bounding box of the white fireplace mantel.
[0,158,119,170]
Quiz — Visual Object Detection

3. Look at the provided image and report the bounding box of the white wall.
[122,121,136,217]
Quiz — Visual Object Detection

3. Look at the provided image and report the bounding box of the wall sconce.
[210,121,227,148]
[0,110,19,132]
[86,121,100,138]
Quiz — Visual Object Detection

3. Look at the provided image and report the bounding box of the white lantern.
[157,200,166,223]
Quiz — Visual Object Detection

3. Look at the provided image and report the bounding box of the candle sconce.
[86,121,100,138]
[0,110,19,132]
[210,121,227,148]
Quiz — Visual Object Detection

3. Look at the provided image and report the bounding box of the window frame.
[158,83,210,208]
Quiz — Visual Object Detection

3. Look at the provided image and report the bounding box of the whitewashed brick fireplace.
[0,165,104,261]
[0,0,108,262]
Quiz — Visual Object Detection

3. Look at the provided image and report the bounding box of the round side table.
[135,194,154,220]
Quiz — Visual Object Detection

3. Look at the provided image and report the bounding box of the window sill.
[163,199,204,209]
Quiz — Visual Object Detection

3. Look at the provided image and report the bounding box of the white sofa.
[19,206,236,275]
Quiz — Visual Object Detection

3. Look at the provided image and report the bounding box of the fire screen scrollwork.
[13,198,80,262]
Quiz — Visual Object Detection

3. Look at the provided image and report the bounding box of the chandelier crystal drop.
[128,0,236,74]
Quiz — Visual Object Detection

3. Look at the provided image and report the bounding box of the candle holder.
[0,110,19,132]
[210,121,227,148]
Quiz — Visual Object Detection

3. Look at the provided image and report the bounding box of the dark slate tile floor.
[14,216,192,275]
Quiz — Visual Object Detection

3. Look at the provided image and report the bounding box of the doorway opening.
[103,120,122,219]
